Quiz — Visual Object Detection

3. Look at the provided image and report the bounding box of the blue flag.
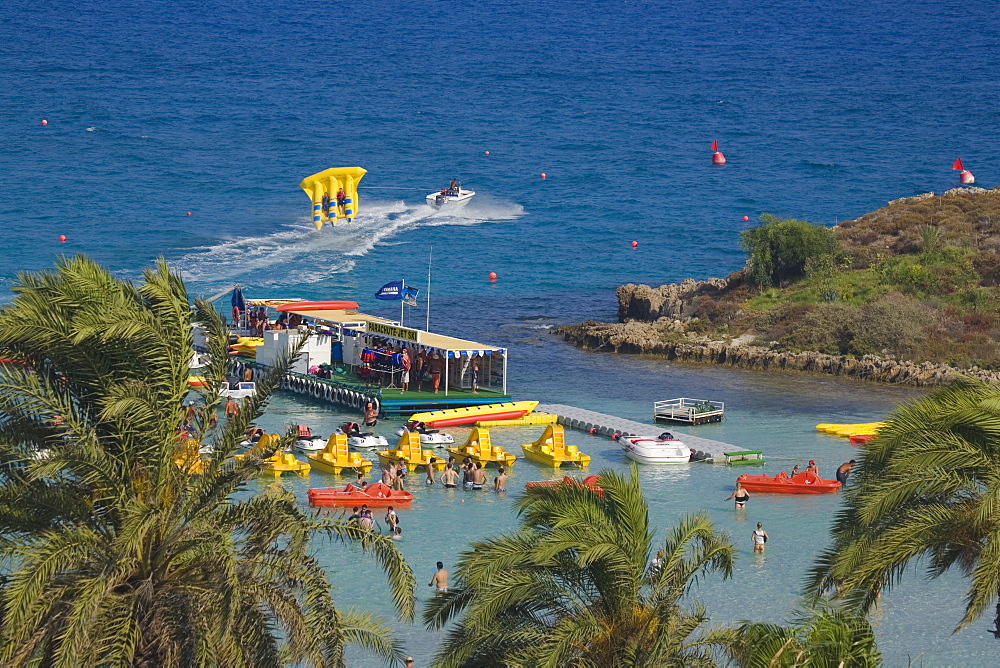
[402,286,419,307]
[375,280,404,300]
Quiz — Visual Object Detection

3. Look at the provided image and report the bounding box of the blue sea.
[3,0,999,664]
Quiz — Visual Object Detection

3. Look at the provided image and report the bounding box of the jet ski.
[295,425,328,452]
[340,421,388,450]
[395,420,455,447]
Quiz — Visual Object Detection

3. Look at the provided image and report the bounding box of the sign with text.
[367,321,420,343]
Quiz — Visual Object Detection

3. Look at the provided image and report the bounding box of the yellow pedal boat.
[520,424,590,468]
[378,430,447,471]
[237,433,311,477]
[308,432,373,475]
[447,427,516,467]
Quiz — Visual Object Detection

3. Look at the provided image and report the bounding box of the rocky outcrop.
[616,278,728,322]
[557,320,1000,386]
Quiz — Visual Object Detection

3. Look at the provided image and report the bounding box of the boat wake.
[177,197,523,289]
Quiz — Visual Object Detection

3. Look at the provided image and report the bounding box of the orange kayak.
[736,471,841,494]
[307,482,413,507]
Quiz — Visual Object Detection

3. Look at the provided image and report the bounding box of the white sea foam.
[177,197,523,289]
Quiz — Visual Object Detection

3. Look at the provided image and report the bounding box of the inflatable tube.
[313,383,322,399]
[276,300,359,312]
[325,386,333,401]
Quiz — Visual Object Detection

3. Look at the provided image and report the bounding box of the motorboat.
[341,421,388,450]
[308,482,413,508]
[395,421,454,447]
[426,186,475,209]
[294,425,328,452]
[618,432,691,464]
[736,471,841,494]
[526,474,604,495]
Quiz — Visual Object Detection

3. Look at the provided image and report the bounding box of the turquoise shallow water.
[248,339,988,666]
[5,0,1000,662]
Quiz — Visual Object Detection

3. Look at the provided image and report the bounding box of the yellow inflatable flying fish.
[300,167,367,230]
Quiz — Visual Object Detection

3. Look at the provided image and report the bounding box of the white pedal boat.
[395,421,455,447]
[427,188,475,209]
[294,426,328,452]
[341,422,388,450]
[618,432,691,464]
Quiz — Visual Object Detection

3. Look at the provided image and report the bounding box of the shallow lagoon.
[247,330,993,666]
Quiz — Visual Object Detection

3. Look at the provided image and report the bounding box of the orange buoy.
[631,241,638,249]
[488,272,497,281]
[58,234,66,242]
[540,172,547,180]
[41,119,48,125]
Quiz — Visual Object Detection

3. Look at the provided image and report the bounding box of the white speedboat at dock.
[427,187,475,209]
[618,432,691,464]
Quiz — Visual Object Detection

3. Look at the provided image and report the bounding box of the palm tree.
[0,256,415,666]
[721,603,881,667]
[423,467,735,667]
[809,378,1000,638]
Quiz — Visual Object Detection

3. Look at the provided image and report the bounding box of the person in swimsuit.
[787,465,801,479]
[321,191,331,217]
[471,463,486,490]
[381,460,395,486]
[384,507,398,532]
[336,187,347,214]
[441,464,458,488]
[806,460,819,475]
[752,522,769,553]
[494,466,508,492]
[836,460,856,484]
[724,481,750,508]
[363,403,378,428]
[426,457,437,485]
[429,562,448,592]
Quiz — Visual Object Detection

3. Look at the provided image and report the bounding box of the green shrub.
[741,214,839,287]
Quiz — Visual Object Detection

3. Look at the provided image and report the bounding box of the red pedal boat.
[526,474,604,496]
[736,471,841,494]
[307,482,413,507]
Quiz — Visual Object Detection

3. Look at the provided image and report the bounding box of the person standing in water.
[429,562,448,593]
[837,460,856,485]
[441,464,458,489]
[724,481,750,509]
[494,466,508,492]
[752,522,769,554]
[426,457,437,485]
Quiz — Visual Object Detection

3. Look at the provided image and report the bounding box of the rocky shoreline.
[557,319,1000,386]
[557,277,1000,386]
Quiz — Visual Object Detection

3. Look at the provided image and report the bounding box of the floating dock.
[536,403,736,462]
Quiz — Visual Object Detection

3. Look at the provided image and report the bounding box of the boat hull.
[618,435,691,464]
[736,472,841,494]
[426,189,475,208]
[307,482,412,507]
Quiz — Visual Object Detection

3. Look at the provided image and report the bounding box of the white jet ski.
[341,421,388,450]
[239,427,265,449]
[396,420,454,447]
[294,425,328,452]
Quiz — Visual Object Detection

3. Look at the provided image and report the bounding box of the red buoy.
[58,234,66,242]
[631,240,638,249]
[712,151,726,164]
[186,211,192,216]
[41,119,48,126]
[488,272,497,281]
[540,172,547,180]
[484,150,490,155]
[742,215,749,222]
[960,170,975,184]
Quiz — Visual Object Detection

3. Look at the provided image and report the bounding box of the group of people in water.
[371,456,508,492]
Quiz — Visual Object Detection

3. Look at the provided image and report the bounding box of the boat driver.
[449,179,459,194]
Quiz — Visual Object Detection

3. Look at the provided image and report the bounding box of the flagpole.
[400,279,405,326]
[426,247,433,331]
